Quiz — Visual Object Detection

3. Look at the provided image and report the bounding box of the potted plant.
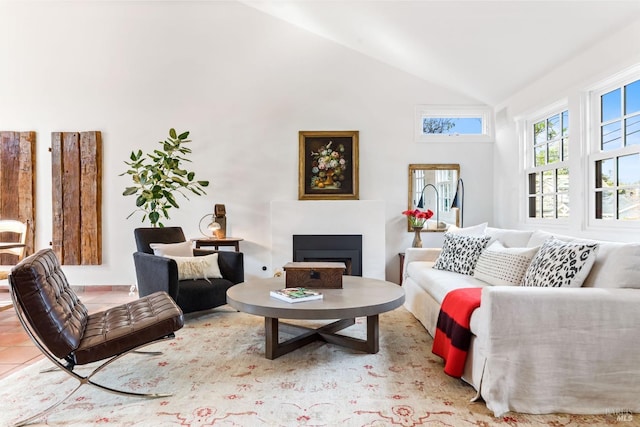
[121,128,209,227]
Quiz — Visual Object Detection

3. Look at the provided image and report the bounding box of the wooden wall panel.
[51,131,102,265]
[80,132,102,264]
[51,133,64,262]
[0,131,36,265]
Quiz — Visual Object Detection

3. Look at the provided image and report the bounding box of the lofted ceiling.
[242,0,640,106]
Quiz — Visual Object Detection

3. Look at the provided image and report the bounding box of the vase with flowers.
[309,140,347,189]
[402,208,434,248]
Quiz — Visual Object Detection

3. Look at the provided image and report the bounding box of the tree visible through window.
[422,118,482,135]
[527,110,569,219]
[415,106,493,142]
[594,78,640,220]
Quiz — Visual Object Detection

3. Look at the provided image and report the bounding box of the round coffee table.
[226,276,405,359]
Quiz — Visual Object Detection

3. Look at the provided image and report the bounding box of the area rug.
[0,306,623,426]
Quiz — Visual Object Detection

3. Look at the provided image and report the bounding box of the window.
[592,77,640,221]
[415,105,493,142]
[525,108,569,219]
[436,169,454,214]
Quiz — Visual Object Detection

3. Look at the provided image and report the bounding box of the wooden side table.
[192,237,243,252]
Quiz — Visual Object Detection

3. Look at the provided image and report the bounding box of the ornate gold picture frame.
[298,130,359,200]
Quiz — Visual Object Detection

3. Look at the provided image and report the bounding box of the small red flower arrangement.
[402,209,434,227]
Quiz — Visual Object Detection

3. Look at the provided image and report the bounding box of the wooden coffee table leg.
[317,315,379,354]
[367,314,379,353]
[265,317,279,360]
[264,315,380,359]
[265,317,324,360]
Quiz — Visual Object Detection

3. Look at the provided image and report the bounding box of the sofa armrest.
[477,286,640,416]
[480,286,640,338]
[132,252,180,299]
[216,251,244,284]
[402,247,441,283]
[192,249,244,284]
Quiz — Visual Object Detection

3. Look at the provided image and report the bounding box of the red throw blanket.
[432,287,482,378]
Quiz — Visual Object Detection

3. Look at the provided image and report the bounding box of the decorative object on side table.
[402,209,434,248]
[121,128,209,227]
[199,204,227,239]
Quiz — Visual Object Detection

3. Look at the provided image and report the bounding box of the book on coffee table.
[270,287,323,303]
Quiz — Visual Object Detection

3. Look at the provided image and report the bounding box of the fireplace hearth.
[293,234,362,276]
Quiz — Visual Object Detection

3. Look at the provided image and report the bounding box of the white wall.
[0,1,493,286]
[494,17,640,242]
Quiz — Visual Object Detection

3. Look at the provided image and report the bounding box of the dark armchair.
[133,227,244,313]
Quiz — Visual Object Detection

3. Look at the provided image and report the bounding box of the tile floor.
[0,286,135,380]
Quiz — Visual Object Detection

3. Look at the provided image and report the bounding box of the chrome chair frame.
[8,279,177,427]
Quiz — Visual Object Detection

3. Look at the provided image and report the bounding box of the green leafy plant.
[121,128,209,227]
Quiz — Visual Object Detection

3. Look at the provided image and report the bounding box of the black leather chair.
[9,248,184,426]
[133,227,244,313]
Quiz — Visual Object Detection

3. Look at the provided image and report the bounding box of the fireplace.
[293,234,362,276]
[271,200,384,279]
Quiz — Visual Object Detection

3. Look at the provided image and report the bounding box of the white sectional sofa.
[402,226,640,417]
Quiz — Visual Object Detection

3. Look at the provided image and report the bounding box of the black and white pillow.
[521,237,599,288]
[434,233,491,276]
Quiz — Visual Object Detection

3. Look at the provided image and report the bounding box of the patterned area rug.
[0,306,624,426]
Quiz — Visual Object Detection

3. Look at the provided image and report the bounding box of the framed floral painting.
[298,130,359,200]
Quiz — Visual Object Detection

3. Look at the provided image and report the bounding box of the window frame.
[587,70,640,230]
[522,101,570,224]
[414,105,494,143]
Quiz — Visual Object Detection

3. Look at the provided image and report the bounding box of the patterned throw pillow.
[167,253,222,281]
[473,241,539,286]
[521,237,599,288]
[434,233,491,276]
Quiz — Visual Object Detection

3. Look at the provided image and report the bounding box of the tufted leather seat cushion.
[74,291,184,364]
[10,248,184,365]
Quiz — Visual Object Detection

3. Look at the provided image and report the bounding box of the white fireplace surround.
[270,200,386,279]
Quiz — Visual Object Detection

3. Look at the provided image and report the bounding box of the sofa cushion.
[406,261,486,304]
[150,241,193,257]
[474,241,539,286]
[526,229,577,247]
[447,222,488,237]
[582,241,640,289]
[485,227,534,248]
[526,230,640,288]
[522,237,599,288]
[434,233,491,275]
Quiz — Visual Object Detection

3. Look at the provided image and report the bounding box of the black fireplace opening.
[293,234,362,276]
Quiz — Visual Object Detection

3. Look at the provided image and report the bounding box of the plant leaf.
[164,191,179,208]
[169,128,177,139]
[178,131,189,140]
[149,211,160,224]
[123,187,138,196]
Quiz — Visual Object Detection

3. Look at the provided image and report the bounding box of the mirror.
[408,164,461,232]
